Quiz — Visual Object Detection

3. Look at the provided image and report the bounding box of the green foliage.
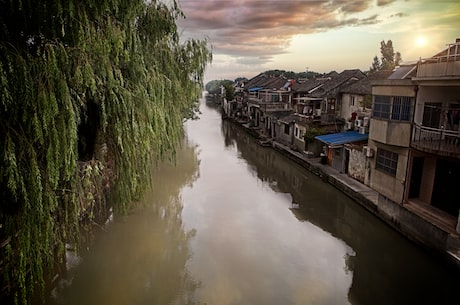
[369,40,402,73]
[0,1,211,304]
[369,55,381,73]
[380,40,395,70]
[304,127,325,143]
[395,51,402,66]
[205,79,233,95]
[223,83,236,101]
[361,95,372,109]
[263,69,321,79]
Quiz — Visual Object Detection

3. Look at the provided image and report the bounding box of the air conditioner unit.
[345,122,353,130]
[363,146,374,158]
[363,117,370,127]
[359,126,366,134]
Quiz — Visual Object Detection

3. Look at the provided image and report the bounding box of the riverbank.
[228,118,460,268]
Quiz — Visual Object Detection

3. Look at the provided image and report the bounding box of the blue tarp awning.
[315,131,368,146]
[248,87,262,92]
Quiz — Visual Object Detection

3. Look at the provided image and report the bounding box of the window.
[295,127,304,139]
[373,95,412,121]
[376,148,398,176]
[422,103,441,128]
[391,96,411,121]
[373,96,391,119]
[284,124,290,135]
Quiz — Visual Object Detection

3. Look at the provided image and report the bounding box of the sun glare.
[416,36,427,47]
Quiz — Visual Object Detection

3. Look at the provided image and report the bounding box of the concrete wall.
[306,141,323,157]
[369,119,412,147]
[377,194,448,250]
[368,141,409,204]
[348,147,366,182]
[274,123,293,146]
[340,93,366,121]
[419,157,436,204]
[417,61,460,78]
[373,85,417,97]
[370,84,415,147]
[293,123,306,152]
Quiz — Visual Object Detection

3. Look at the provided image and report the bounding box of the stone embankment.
[229,118,460,268]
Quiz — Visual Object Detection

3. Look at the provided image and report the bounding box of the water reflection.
[218,115,460,305]
[181,103,354,305]
[50,143,201,305]
[49,99,460,305]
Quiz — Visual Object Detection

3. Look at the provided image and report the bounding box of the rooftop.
[315,131,368,146]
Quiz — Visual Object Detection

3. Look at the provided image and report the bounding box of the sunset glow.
[177,0,460,81]
[416,36,427,47]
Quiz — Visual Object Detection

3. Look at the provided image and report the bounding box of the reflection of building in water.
[222,118,460,305]
[218,39,460,261]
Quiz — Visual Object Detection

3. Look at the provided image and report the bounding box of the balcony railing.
[412,124,460,156]
[416,42,460,78]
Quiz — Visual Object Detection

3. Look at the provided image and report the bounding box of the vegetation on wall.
[223,83,236,101]
[361,95,372,109]
[0,1,211,304]
[304,127,325,143]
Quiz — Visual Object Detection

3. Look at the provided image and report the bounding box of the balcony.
[412,124,460,157]
[415,41,460,80]
[416,60,460,79]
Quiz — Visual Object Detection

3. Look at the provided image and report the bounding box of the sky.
[176,0,460,83]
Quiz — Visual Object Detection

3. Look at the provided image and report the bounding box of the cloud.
[178,0,387,65]
[377,0,396,6]
[389,12,407,18]
[327,0,370,14]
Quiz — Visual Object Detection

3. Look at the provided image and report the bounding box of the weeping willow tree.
[0,1,211,304]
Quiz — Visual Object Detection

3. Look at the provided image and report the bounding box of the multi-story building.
[408,39,460,218]
[367,39,460,249]
[367,63,418,203]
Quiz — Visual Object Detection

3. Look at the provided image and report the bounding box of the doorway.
[408,157,424,199]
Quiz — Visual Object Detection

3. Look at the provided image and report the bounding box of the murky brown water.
[49,98,460,305]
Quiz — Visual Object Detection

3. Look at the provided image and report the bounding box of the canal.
[49,98,459,305]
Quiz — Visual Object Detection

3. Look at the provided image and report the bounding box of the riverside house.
[221,38,460,259]
[367,39,460,251]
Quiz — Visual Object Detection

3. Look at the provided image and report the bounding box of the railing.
[260,102,290,112]
[416,42,460,78]
[321,113,336,124]
[412,124,460,156]
[293,113,321,123]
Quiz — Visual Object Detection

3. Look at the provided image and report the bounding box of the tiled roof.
[293,79,327,93]
[341,70,393,95]
[245,73,289,90]
[308,69,365,98]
